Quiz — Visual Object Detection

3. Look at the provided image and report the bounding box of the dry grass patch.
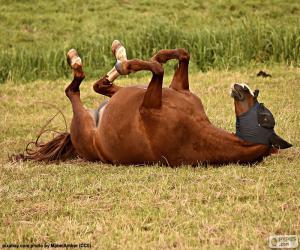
[0,67,299,249]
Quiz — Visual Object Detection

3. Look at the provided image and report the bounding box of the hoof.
[67,49,82,69]
[111,40,127,62]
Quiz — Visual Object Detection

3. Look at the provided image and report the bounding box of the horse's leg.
[151,49,190,91]
[93,76,122,98]
[116,59,164,108]
[65,49,99,160]
[93,40,127,97]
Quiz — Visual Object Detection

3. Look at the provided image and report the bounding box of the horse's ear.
[254,89,259,99]
[270,133,292,149]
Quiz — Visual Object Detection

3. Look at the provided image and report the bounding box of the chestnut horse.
[20,43,290,166]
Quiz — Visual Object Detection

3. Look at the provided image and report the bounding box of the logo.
[269,235,298,249]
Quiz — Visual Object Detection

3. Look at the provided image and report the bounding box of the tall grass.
[1,20,299,83]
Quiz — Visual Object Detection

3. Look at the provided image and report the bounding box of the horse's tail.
[11,105,78,163]
[12,132,78,163]
[31,132,77,162]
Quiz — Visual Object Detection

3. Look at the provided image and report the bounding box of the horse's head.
[230,83,259,116]
[230,82,292,149]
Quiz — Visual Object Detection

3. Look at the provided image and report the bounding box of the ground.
[1,67,299,249]
[1,0,300,248]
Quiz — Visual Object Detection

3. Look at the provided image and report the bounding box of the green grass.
[1,0,300,248]
[0,0,300,83]
[1,67,299,248]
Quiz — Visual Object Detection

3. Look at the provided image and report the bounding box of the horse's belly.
[94,86,207,165]
[95,92,155,164]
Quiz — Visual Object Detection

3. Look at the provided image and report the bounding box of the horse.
[18,41,291,166]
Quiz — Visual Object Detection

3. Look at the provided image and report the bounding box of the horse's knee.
[151,61,164,76]
[93,82,100,93]
[177,48,190,62]
[93,78,110,93]
[93,77,119,97]
[93,80,108,95]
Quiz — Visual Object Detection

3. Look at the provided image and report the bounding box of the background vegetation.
[0,0,300,83]
[1,0,299,249]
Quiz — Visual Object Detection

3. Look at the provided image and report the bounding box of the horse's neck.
[199,124,270,163]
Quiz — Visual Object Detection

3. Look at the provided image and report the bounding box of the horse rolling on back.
[19,42,291,166]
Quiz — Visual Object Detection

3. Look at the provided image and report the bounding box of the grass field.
[1,67,300,249]
[1,0,300,249]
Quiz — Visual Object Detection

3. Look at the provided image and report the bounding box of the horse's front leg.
[93,40,126,97]
[66,49,103,161]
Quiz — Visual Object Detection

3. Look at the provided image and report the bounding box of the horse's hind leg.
[65,49,99,160]
[116,59,164,109]
[151,49,190,91]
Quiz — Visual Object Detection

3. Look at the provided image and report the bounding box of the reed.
[1,20,299,83]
